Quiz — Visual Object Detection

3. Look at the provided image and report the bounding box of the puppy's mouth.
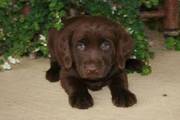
[85,79,102,83]
[81,74,105,80]
[80,70,108,80]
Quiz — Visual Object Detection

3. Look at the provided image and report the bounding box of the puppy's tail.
[125,59,145,73]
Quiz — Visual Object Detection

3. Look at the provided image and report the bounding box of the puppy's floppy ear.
[48,27,73,70]
[115,25,134,70]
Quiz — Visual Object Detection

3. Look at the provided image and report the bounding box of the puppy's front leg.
[46,60,60,82]
[109,70,137,107]
[61,77,93,109]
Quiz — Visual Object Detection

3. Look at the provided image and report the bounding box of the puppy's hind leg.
[125,59,145,73]
[46,59,60,82]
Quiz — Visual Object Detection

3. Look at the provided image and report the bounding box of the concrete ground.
[0,30,180,120]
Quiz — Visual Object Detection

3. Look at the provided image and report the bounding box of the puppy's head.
[71,23,116,80]
[54,16,133,80]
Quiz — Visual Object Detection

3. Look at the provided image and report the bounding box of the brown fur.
[46,16,137,109]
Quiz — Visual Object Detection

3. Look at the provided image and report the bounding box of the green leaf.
[165,37,176,49]
[141,65,152,75]
[0,0,11,8]
[175,40,180,51]
[0,59,4,65]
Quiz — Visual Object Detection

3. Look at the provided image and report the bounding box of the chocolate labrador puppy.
[46,16,137,109]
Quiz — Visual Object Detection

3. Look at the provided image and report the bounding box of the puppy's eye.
[76,42,86,51]
[100,41,111,50]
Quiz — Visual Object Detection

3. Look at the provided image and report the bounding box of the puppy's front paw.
[46,68,59,82]
[112,89,137,107]
[69,92,94,109]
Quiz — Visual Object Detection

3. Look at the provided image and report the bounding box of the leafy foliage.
[140,0,161,8]
[165,37,180,51]
[0,0,65,58]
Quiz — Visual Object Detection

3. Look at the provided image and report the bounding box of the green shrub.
[140,0,161,8]
[0,0,65,57]
[165,37,177,49]
[165,37,180,51]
